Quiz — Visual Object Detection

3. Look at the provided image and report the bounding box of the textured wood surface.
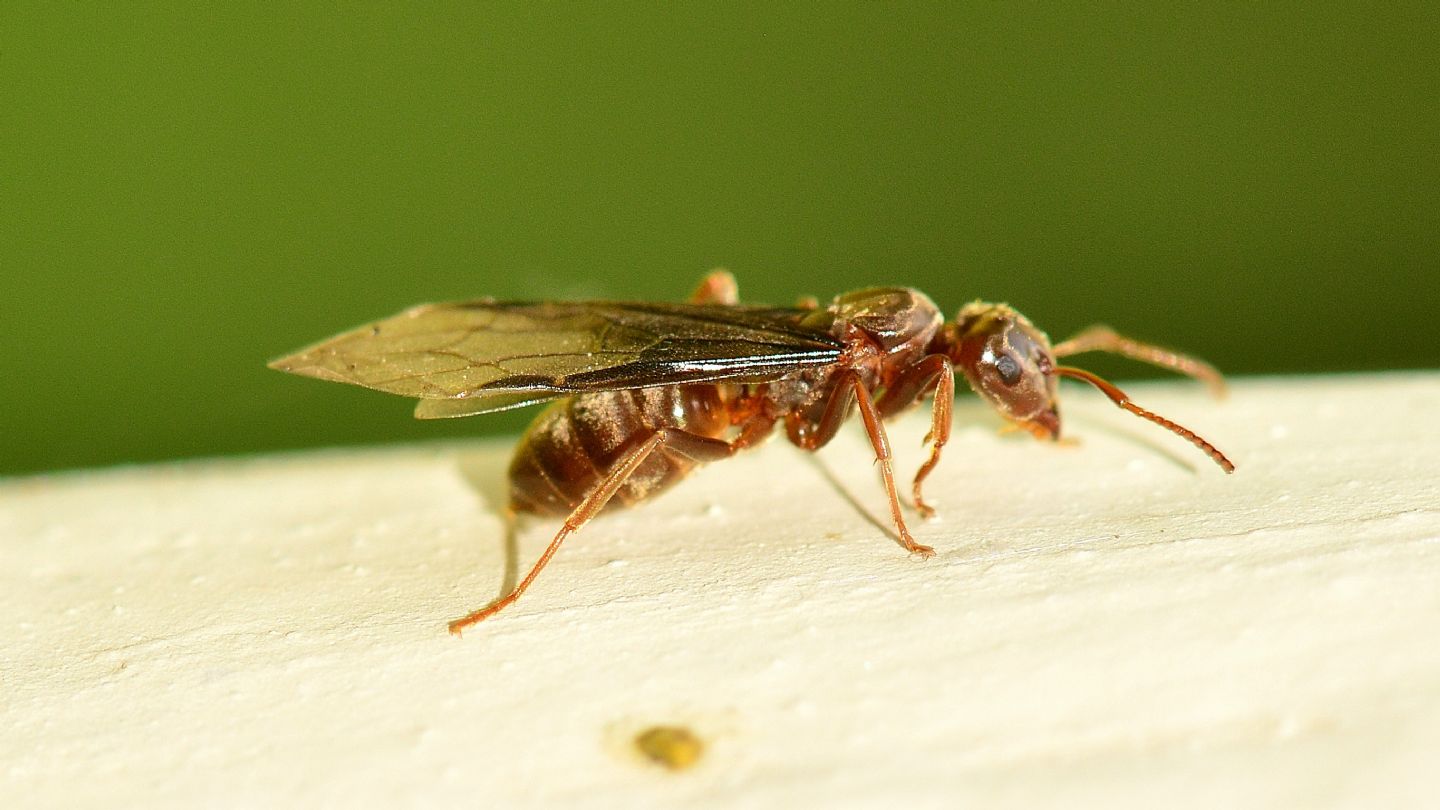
[4,373,1438,808]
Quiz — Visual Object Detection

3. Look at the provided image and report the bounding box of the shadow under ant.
[455,447,521,600]
[1063,405,1208,476]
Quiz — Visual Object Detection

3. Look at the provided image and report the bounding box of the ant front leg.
[689,269,739,305]
[876,355,955,519]
[1052,325,1226,397]
[789,370,935,558]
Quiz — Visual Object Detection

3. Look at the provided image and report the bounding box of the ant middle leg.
[690,269,818,310]
[876,354,955,519]
[689,269,739,305]
[788,370,935,558]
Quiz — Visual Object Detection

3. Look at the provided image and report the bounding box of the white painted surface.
[4,373,1439,809]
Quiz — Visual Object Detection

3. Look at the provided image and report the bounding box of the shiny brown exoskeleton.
[270,271,1233,634]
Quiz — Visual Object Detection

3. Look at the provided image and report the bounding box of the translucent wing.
[269,300,842,414]
[413,390,560,419]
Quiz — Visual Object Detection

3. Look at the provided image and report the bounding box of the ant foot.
[902,538,936,559]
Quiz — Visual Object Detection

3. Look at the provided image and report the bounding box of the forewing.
[413,391,561,419]
[269,300,842,402]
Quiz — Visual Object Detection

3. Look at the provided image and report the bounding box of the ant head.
[937,301,1236,473]
[946,302,1061,440]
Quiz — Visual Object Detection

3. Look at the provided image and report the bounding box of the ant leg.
[876,355,955,519]
[791,370,934,557]
[1052,325,1226,397]
[447,426,743,635]
[848,373,935,558]
[689,269,739,305]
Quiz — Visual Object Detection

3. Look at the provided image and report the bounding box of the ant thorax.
[806,287,944,373]
[764,287,943,418]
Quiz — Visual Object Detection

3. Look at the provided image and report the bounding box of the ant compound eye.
[994,353,1022,386]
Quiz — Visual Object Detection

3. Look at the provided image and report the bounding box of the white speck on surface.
[3,374,1440,809]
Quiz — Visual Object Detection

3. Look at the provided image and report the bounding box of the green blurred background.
[4,4,1437,476]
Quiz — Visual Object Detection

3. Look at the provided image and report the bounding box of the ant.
[271,270,1232,633]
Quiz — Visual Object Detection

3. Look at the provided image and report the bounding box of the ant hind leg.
[447,426,744,635]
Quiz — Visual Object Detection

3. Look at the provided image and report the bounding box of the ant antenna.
[1054,366,1235,474]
